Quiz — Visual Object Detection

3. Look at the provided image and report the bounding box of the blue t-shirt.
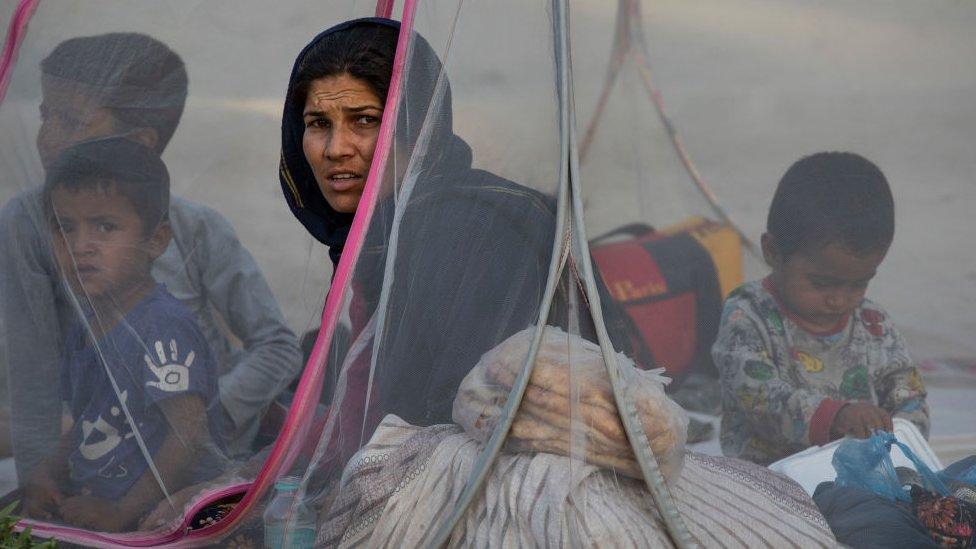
[60,285,223,499]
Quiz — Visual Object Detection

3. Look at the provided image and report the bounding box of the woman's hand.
[831,402,893,439]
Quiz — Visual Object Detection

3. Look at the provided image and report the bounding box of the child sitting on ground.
[22,138,225,531]
[713,152,929,465]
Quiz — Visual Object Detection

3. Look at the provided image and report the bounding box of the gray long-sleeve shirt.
[0,190,301,482]
[712,280,929,465]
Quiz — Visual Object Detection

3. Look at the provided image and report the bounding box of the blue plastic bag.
[832,431,949,503]
[939,455,976,485]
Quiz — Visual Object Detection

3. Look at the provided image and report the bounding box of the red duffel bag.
[591,217,743,387]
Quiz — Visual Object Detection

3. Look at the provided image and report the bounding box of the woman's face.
[302,73,384,213]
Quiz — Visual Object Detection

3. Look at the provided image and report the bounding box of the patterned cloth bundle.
[318,416,838,547]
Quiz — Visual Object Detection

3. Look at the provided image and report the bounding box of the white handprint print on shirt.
[144,339,195,393]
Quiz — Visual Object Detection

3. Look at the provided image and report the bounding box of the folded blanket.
[318,416,837,548]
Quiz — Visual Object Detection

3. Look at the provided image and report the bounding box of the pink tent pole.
[0,0,41,106]
[14,1,418,545]
[180,0,421,544]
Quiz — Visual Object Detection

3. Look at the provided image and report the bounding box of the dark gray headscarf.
[279,17,471,268]
[280,19,557,427]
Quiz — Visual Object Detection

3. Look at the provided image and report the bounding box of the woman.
[142,18,560,530]
[277,30,833,548]
[145,20,837,546]
[279,18,559,434]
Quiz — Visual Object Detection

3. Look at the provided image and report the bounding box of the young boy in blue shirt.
[1,33,300,485]
[713,152,929,465]
[23,138,224,531]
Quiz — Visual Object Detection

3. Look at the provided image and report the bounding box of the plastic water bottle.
[263,477,316,548]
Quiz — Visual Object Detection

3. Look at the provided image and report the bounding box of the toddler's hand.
[831,402,893,439]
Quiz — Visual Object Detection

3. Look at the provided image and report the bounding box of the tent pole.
[630,47,761,258]
[577,28,627,160]
[564,13,696,549]
[423,188,571,549]
[580,0,760,258]
[627,0,759,256]
[163,1,425,545]
[353,0,471,472]
[578,0,631,161]
[577,46,625,161]
[423,0,575,543]
[0,0,41,106]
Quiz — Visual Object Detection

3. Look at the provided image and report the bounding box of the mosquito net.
[0,0,972,547]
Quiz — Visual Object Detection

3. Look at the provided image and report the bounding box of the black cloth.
[813,481,939,548]
[279,17,398,268]
[909,484,976,547]
[350,54,558,425]
[361,176,556,425]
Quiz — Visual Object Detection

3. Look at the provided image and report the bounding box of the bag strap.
[589,222,655,245]
[890,438,950,496]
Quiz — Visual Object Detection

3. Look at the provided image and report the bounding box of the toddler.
[23,138,224,531]
[713,152,928,465]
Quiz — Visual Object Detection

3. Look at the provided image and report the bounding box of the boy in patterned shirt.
[713,152,929,465]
